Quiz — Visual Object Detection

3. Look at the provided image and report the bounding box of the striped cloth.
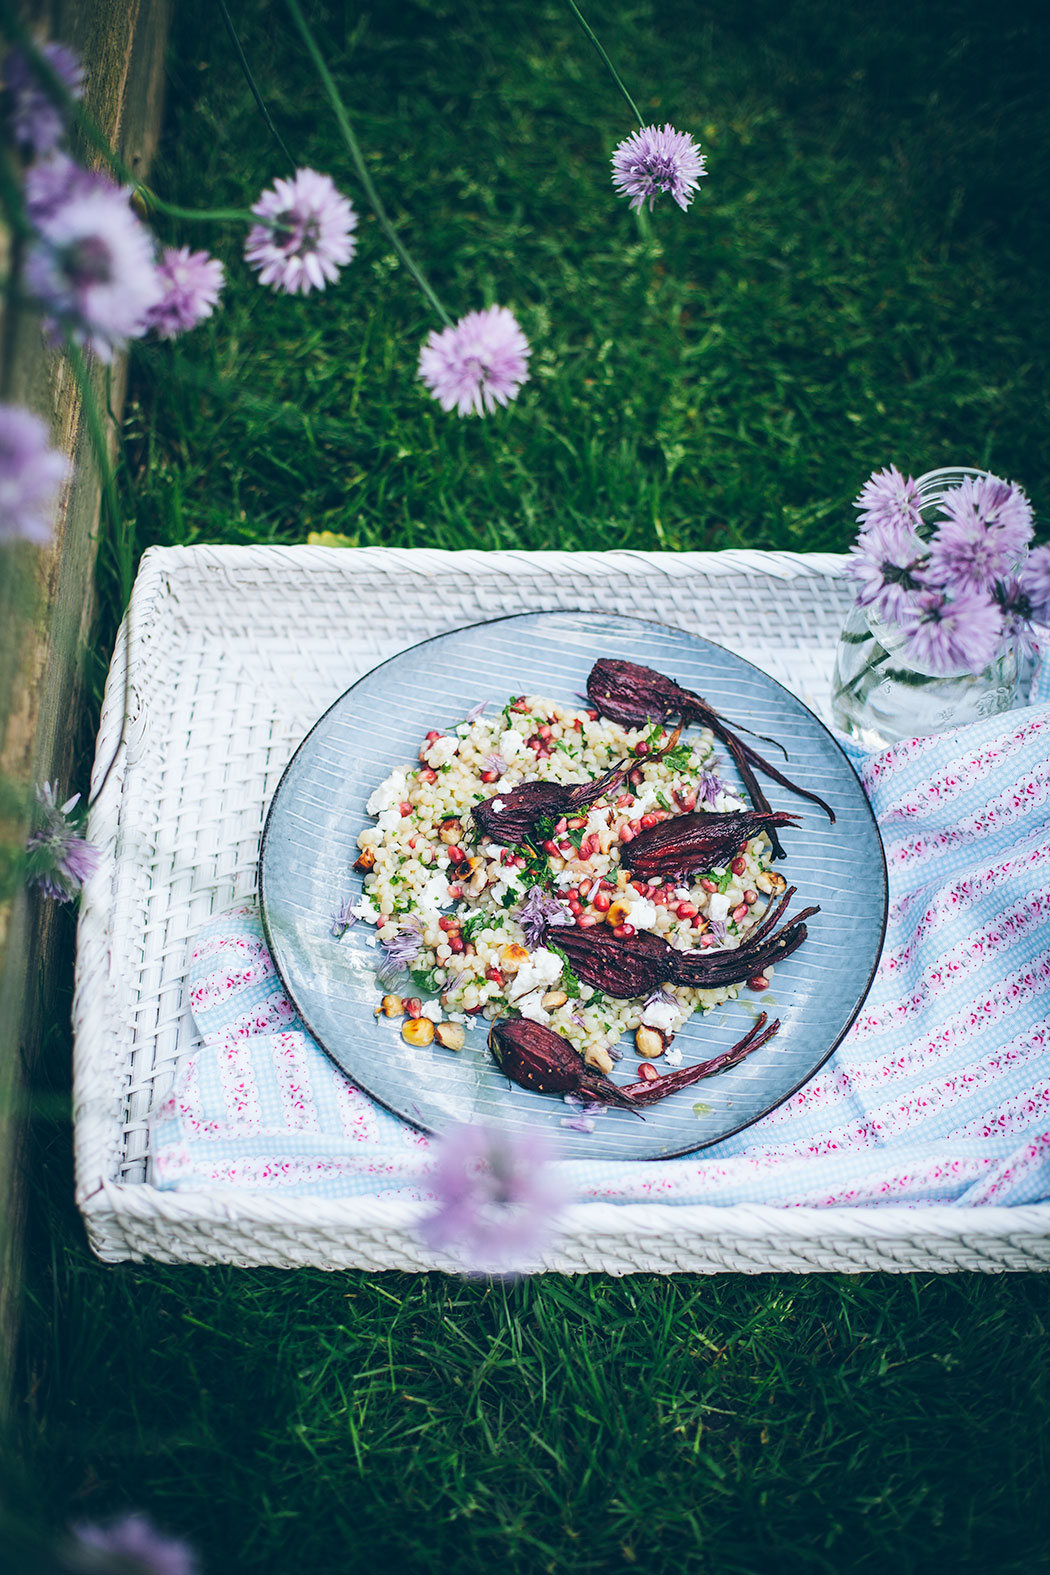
[152,664,1050,1208]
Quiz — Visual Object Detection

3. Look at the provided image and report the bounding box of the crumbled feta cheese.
[352,895,379,923]
[417,871,453,916]
[425,735,459,767]
[375,807,402,834]
[483,843,502,859]
[491,798,506,812]
[716,789,746,813]
[626,895,659,930]
[499,730,523,760]
[708,893,730,924]
[663,1045,683,1066]
[420,1000,443,1023]
[517,996,550,1024]
[366,770,408,816]
[641,999,677,1033]
[508,947,564,1003]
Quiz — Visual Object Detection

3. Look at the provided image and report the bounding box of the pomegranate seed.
[731,857,747,876]
[629,768,644,787]
[399,801,413,817]
[449,933,465,954]
[568,898,582,917]
[745,889,758,905]
[700,878,718,894]
[678,788,697,810]
[577,914,599,928]
[748,975,770,992]
[587,709,599,721]
[485,966,504,984]
[542,839,560,856]
[578,879,592,899]
[480,769,498,783]
[692,915,706,929]
[640,813,658,829]
[629,819,643,836]
[527,735,542,751]
[448,883,462,898]
[448,846,465,864]
[732,903,749,922]
[419,767,437,784]
[573,718,583,731]
[538,724,553,741]
[634,740,649,756]
[631,881,648,896]
[567,816,586,830]
[615,793,633,809]
[580,834,597,859]
[700,933,716,947]
[618,825,635,844]
[612,922,635,939]
[407,837,417,849]
[593,891,611,912]
[425,730,441,743]
[405,998,422,1019]
[438,915,455,932]
[676,902,697,919]
[638,1062,659,1083]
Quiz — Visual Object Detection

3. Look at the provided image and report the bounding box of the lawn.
[7,0,1050,1570]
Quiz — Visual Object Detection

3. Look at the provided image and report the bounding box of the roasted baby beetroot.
[471,725,681,847]
[543,886,818,997]
[623,808,799,882]
[586,658,835,858]
[488,1017,641,1110]
[489,1013,780,1109]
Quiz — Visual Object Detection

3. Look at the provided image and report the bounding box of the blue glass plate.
[259,611,887,1161]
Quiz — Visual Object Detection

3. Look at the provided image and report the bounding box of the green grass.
[8,0,1050,1569]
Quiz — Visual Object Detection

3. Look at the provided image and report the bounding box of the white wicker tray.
[74,546,1050,1273]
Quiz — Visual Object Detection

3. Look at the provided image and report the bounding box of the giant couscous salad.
[346,691,788,1079]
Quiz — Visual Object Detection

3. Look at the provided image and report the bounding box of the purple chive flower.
[418,1124,563,1275]
[418,305,530,418]
[464,700,488,724]
[71,1513,199,1575]
[696,770,722,808]
[4,41,84,156]
[245,168,357,296]
[23,153,110,224]
[936,475,1033,559]
[707,918,726,943]
[1019,545,1050,626]
[925,476,1033,597]
[330,896,357,939]
[25,175,162,360]
[898,586,1004,676]
[25,782,100,902]
[846,515,927,623]
[854,465,923,536]
[611,123,706,213]
[515,885,573,949]
[481,749,506,777]
[0,403,71,544]
[145,245,224,339]
[376,917,423,985]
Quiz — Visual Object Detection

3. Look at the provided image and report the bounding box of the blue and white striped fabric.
[152,653,1050,1208]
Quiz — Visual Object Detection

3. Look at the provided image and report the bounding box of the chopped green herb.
[655,791,670,811]
[409,967,443,994]
[546,946,582,999]
[460,911,489,944]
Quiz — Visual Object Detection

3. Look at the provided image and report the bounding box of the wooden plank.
[0,0,171,1416]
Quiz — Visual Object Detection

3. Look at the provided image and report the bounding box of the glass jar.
[830,467,1022,749]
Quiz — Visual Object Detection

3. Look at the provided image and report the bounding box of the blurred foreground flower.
[146,246,225,339]
[26,782,100,902]
[25,173,162,359]
[70,1513,198,1575]
[611,123,705,212]
[245,168,357,295]
[0,403,71,544]
[419,1124,563,1275]
[3,40,84,155]
[418,305,530,417]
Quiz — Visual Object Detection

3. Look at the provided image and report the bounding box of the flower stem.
[216,0,297,171]
[564,0,645,127]
[285,0,453,327]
